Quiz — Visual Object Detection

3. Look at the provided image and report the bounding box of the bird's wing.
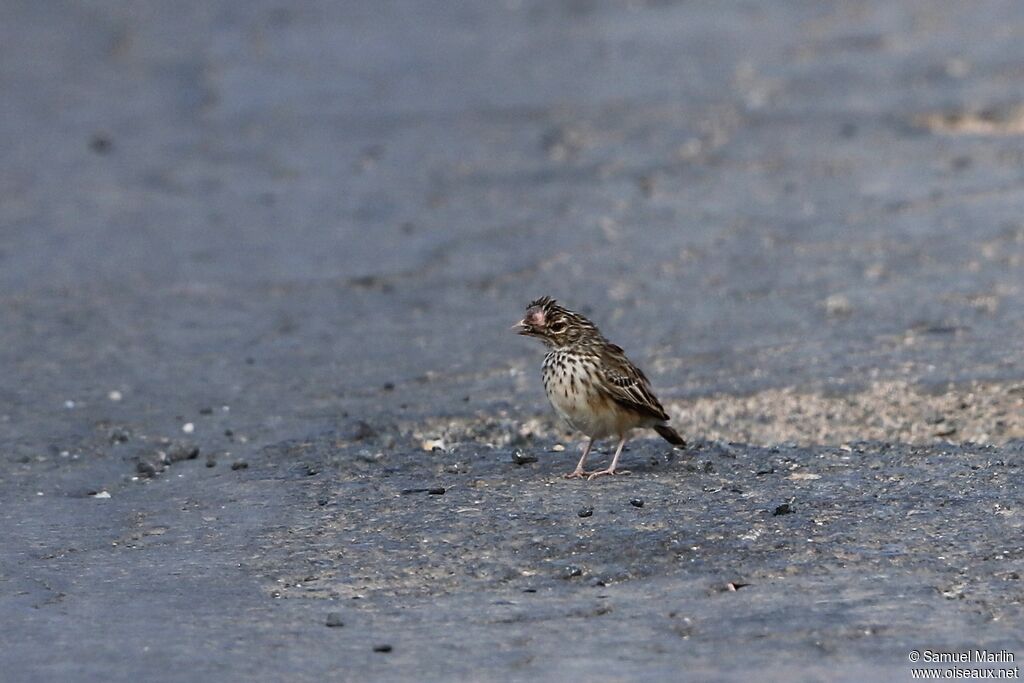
[596,343,670,422]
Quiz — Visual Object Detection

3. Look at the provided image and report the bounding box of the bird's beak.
[511,319,530,335]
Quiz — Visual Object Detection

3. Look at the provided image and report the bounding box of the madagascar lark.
[514,296,686,480]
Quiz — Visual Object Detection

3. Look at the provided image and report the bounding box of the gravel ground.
[2,1,1024,681]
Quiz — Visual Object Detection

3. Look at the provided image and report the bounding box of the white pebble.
[182,422,195,434]
[552,444,565,452]
[64,400,76,409]
[421,438,446,452]
[108,390,123,402]
[91,491,111,499]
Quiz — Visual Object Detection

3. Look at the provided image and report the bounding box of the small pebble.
[167,443,200,463]
[231,461,248,471]
[578,506,594,518]
[551,444,565,452]
[199,407,213,415]
[428,487,446,495]
[64,400,76,409]
[91,491,111,499]
[89,133,113,154]
[325,613,344,628]
[421,438,446,452]
[373,645,392,653]
[511,450,538,466]
[136,460,159,477]
[205,457,217,468]
[350,421,376,441]
[562,565,584,579]
[182,422,195,434]
[108,390,123,402]
[773,502,793,516]
[629,498,644,508]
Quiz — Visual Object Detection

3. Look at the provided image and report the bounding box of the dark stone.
[578,506,594,517]
[773,502,794,516]
[350,421,377,441]
[88,133,113,154]
[325,613,344,628]
[231,461,248,471]
[372,645,392,653]
[108,428,130,444]
[511,450,538,465]
[629,498,644,508]
[562,565,584,579]
[136,460,159,477]
[167,443,199,463]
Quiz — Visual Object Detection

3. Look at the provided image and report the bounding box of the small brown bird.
[513,296,686,480]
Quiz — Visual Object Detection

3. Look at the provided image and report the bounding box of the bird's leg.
[587,434,631,480]
[564,437,594,479]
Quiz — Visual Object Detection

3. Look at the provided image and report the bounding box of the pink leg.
[564,438,595,479]
[587,434,631,480]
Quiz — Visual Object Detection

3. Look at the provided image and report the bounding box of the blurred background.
[4,1,1024,459]
[4,3,1024,680]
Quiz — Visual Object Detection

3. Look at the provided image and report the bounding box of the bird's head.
[513,296,597,349]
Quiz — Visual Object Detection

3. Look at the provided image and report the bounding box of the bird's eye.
[549,321,567,334]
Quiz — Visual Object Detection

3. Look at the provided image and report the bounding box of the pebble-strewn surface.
[3,2,1024,681]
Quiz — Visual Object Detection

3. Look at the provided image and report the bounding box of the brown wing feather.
[596,343,670,422]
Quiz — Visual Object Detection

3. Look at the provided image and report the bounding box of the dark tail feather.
[654,424,686,448]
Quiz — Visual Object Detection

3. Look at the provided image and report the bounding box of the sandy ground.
[2,1,1024,681]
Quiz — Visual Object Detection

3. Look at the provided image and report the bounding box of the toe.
[586,468,630,480]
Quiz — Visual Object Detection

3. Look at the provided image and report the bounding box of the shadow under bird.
[513,296,686,480]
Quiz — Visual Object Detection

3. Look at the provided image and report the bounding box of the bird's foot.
[586,468,631,481]
[563,468,592,479]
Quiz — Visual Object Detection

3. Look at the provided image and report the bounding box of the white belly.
[542,352,623,438]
